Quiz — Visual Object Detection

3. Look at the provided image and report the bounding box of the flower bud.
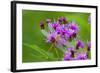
[40,22,45,29]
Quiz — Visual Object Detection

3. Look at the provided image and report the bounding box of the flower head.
[46,32,57,43]
[64,51,71,60]
[76,53,87,60]
[68,47,75,58]
[57,37,67,46]
[40,22,45,29]
[57,17,63,23]
[68,47,75,51]
[63,17,68,24]
[52,23,60,30]
[56,25,65,35]
[57,17,68,24]
[68,22,79,33]
[66,29,75,39]
[64,22,79,39]
[76,40,84,49]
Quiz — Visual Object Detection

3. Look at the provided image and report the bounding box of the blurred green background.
[22,10,90,63]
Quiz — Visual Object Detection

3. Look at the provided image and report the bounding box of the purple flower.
[64,51,71,60]
[76,40,84,49]
[87,42,91,51]
[46,32,57,43]
[68,22,79,33]
[64,47,75,61]
[64,22,79,39]
[68,47,75,58]
[62,17,68,24]
[76,53,88,60]
[58,17,63,23]
[56,25,66,35]
[56,28,61,34]
[58,17,68,24]
[56,26,72,40]
[61,29,67,35]
[68,47,74,51]
[52,23,60,30]
[66,29,74,38]
[46,31,66,44]
[60,27,68,36]
[56,26,76,40]
[57,37,67,46]
[72,32,77,38]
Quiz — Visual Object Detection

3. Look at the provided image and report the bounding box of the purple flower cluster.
[64,41,91,61]
[64,51,88,60]
[46,19,79,44]
[40,17,91,61]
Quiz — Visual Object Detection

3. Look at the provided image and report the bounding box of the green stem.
[48,43,55,51]
[54,47,59,60]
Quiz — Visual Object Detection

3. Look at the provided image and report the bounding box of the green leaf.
[23,43,48,58]
[23,43,56,61]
